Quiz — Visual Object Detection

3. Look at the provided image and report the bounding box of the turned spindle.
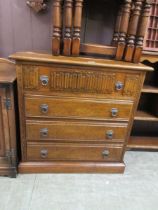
[112,5,123,46]
[52,0,63,55]
[116,0,132,61]
[133,0,152,63]
[63,0,73,56]
[72,0,84,56]
[124,0,144,62]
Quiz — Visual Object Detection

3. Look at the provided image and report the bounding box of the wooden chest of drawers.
[10,52,152,173]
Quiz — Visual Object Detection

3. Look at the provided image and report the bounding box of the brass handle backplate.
[40,148,48,158]
[106,130,113,139]
[40,104,48,114]
[115,81,123,91]
[40,75,49,86]
[102,149,110,157]
[40,128,48,137]
[111,108,118,117]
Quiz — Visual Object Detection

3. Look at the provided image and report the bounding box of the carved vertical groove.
[50,71,115,94]
[72,0,84,56]
[52,0,63,55]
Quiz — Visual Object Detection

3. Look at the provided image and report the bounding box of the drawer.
[27,142,124,162]
[23,65,140,99]
[26,120,128,142]
[25,96,133,121]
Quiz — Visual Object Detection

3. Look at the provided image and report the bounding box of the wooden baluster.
[133,0,152,63]
[112,5,123,46]
[63,0,73,56]
[52,0,63,55]
[115,0,132,61]
[124,0,144,62]
[72,0,84,56]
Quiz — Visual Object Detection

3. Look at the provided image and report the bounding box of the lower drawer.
[27,142,124,162]
[26,120,128,142]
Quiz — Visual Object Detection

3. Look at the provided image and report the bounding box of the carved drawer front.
[26,120,128,142]
[27,142,124,162]
[25,96,133,121]
[23,65,140,98]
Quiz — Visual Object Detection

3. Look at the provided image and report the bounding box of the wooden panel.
[23,66,39,89]
[26,120,128,142]
[27,142,124,162]
[25,96,133,121]
[123,75,140,96]
[50,70,115,94]
[0,90,5,156]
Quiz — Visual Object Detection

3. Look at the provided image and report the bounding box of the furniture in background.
[127,0,158,150]
[26,0,48,12]
[0,59,17,177]
[10,52,152,173]
[52,0,152,63]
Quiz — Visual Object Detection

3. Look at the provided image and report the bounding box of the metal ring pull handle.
[40,104,48,114]
[106,130,113,139]
[40,75,49,86]
[115,81,123,91]
[40,149,48,158]
[111,108,118,117]
[102,149,110,157]
[40,128,48,137]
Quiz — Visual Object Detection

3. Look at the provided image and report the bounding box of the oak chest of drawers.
[10,52,152,173]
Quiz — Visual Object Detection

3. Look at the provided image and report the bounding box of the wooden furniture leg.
[124,0,144,62]
[116,0,132,61]
[63,0,73,56]
[52,0,63,55]
[133,0,152,63]
[72,0,84,56]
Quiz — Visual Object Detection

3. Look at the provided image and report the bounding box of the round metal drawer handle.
[115,81,124,91]
[40,128,48,137]
[111,108,118,117]
[40,104,48,114]
[106,130,113,139]
[102,149,110,157]
[40,75,49,86]
[40,148,48,158]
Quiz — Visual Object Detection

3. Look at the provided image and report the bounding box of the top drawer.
[22,65,141,99]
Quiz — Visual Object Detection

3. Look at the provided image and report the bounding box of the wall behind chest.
[0,0,53,58]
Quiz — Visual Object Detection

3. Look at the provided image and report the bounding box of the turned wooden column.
[52,0,63,55]
[63,0,73,56]
[133,0,152,63]
[72,0,84,56]
[116,0,132,61]
[112,5,123,46]
[124,0,144,62]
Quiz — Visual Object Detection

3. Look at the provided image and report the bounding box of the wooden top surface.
[141,51,158,63]
[10,52,153,71]
[0,59,16,83]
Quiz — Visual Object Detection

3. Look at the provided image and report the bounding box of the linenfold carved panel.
[51,71,116,94]
[23,66,39,89]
